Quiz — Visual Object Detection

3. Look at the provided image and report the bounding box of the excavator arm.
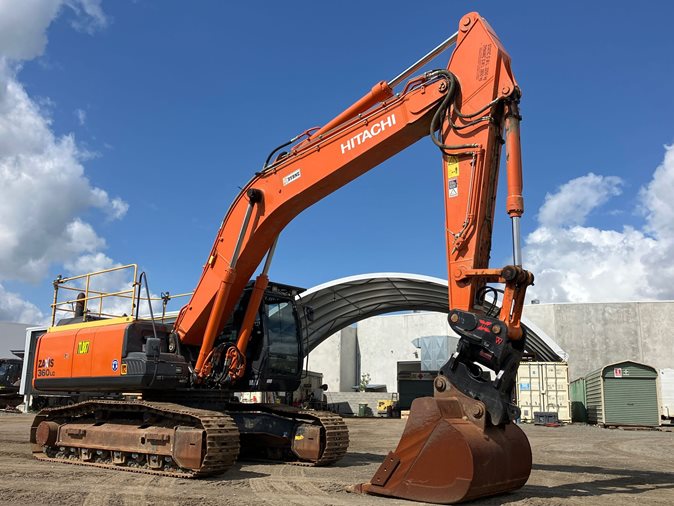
[175,13,532,392]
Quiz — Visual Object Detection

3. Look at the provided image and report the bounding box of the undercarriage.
[31,399,349,477]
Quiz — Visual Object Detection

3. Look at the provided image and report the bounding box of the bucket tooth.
[355,393,531,504]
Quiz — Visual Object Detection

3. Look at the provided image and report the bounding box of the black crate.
[533,411,559,425]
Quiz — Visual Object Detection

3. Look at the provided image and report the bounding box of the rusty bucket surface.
[355,393,531,504]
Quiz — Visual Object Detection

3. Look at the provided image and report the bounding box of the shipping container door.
[661,369,674,419]
[517,363,540,421]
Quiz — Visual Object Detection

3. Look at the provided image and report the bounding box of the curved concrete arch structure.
[295,273,567,362]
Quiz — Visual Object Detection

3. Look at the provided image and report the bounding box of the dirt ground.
[1,412,673,506]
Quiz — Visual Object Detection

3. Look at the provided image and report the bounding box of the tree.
[359,373,371,392]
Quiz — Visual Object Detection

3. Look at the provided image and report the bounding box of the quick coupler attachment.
[444,309,525,425]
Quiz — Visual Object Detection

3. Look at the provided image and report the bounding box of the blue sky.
[1,1,674,323]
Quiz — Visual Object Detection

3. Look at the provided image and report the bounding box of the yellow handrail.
[50,264,195,326]
[51,264,138,326]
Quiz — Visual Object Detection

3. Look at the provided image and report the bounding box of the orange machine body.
[32,317,190,392]
[34,323,126,389]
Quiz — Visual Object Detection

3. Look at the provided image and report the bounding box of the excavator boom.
[174,12,528,381]
[173,76,446,355]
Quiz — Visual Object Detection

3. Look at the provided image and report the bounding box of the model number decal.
[77,340,90,354]
[37,358,54,368]
[283,169,301,185]
[37,357,55,377]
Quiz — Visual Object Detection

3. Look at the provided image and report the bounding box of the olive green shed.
[585,360,659,427]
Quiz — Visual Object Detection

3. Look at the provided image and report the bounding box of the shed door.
[603,378,659,426]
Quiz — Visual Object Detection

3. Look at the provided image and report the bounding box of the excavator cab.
[224,282,305,393]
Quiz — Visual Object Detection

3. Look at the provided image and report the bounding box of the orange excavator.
[30,12,533,504]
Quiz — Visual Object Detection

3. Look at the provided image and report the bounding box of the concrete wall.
[339,327,358,391]
[309,312,454,393]
[309,302,674,394]
[358,312,454,392]
[522,304,556,339]
[308,327,358,392]
[524,302,674,380]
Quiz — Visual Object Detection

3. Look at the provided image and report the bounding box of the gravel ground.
[1,412,673,505]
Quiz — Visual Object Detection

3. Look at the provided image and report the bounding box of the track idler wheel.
[352,389,531,504]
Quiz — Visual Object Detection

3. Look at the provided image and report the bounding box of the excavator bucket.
[352,391,531,504]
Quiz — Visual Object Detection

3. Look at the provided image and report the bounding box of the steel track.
[31,398,349,478]
[31,400,240,478]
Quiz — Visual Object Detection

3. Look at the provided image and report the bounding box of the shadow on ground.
[473,463,674,504]
[332,452,384,467]
[202,463,269,482]
[422,464,674,506]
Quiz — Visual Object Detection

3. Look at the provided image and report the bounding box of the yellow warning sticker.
[294,435,305,441]
[446,155,459,178]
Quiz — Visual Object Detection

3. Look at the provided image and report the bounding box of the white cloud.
[0,1,107,61]
[0,1,121,322]
[0,283,45,324]
[641,145,674,239]
[537,173,623,228]
[110,198,129,220]
[524,144,674,303]
[0,68,127,283]
[64,251,115,274]
[65,0,108,34]
[639,145,674,296]
[90,188,129,220]
[75,108,86,125]
[0,0,62,61]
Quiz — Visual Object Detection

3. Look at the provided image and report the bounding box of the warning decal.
[446,155,459,178]
[448,178,458,198]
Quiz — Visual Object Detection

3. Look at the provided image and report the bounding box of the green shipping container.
[569,377,587,423]
[585,361,659,427]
